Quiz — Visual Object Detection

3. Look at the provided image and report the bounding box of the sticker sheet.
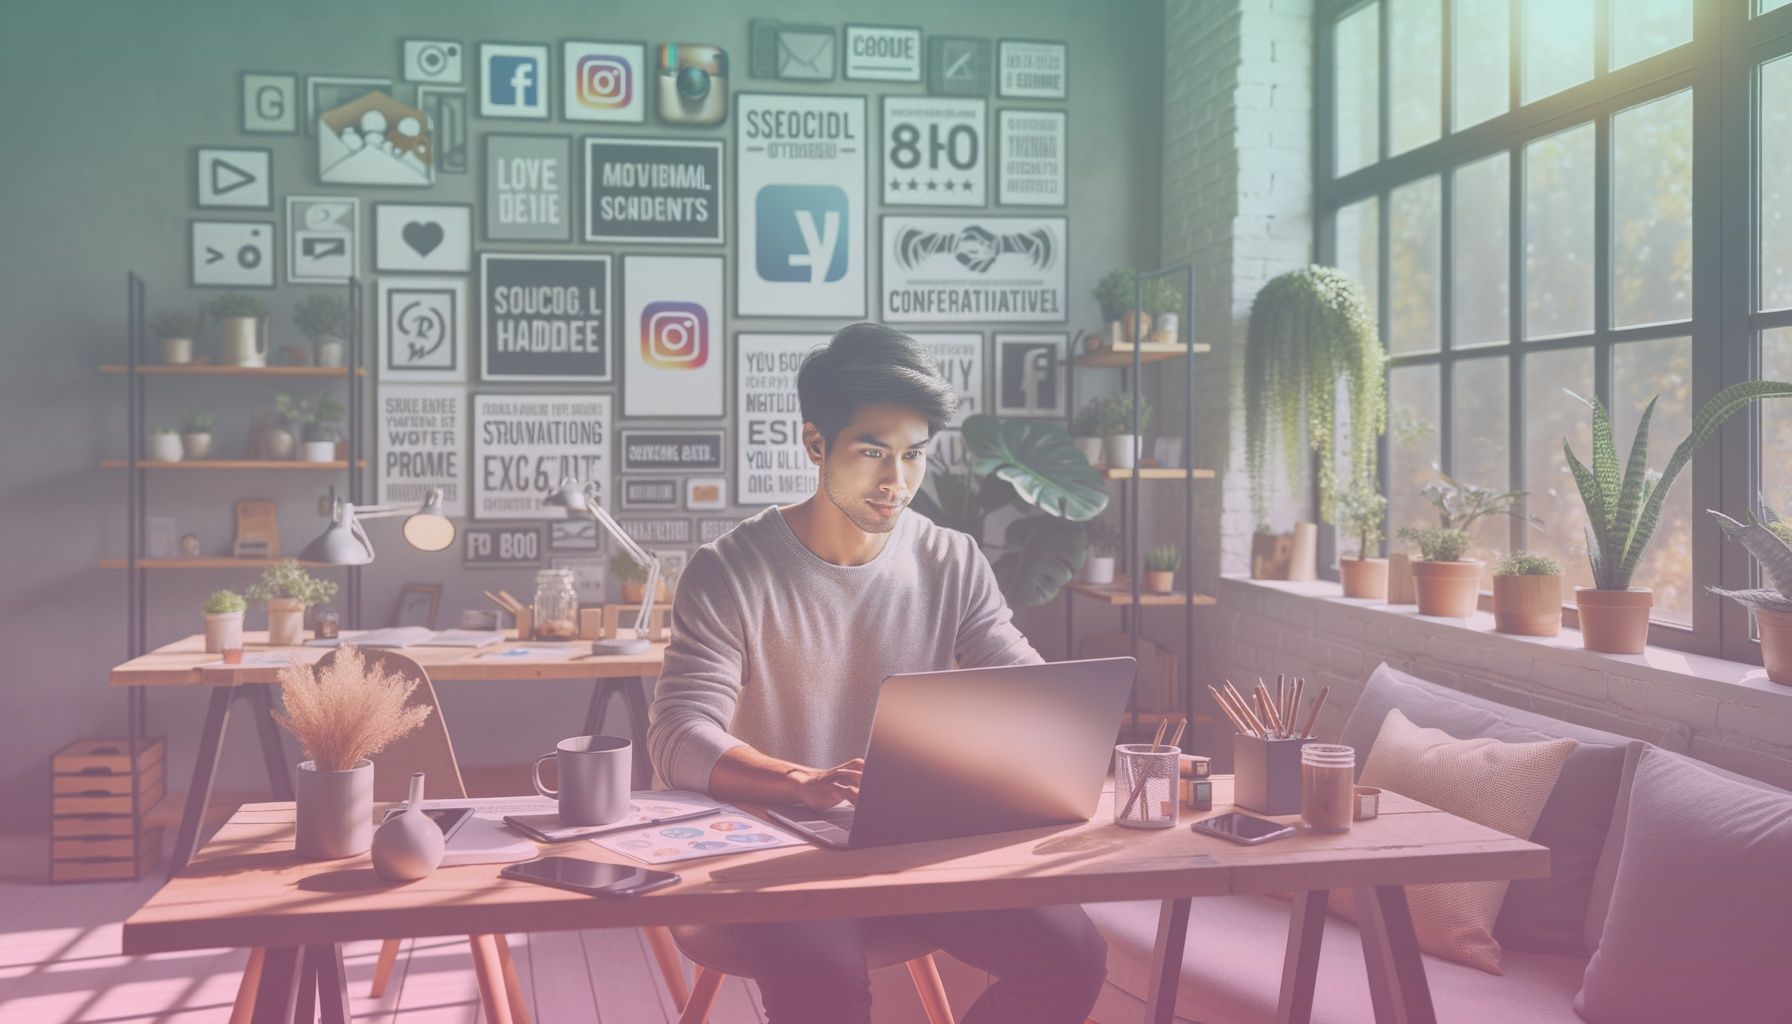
[591,795,804,864]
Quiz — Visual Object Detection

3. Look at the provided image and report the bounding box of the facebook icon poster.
[736,93,866,317]
[481,43,549,119]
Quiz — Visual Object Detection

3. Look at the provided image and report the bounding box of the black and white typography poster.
[377,276,466,382]
[737,334,823,504]
[736,93,867,316]
[619,430,726,473]
[473,393,611,519]
[883,97,985,206]
[584,138,724,244]
[377,385,466,516]
[997,109,1066,207]
[464,525,542,566]
[914,333,983,428]
[881,215,1067,322]
[481,253,611,382]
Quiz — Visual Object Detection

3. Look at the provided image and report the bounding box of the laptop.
[766,657,1136,849]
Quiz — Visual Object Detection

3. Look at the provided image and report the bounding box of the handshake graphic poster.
[881,215,1068,323]
[735,93,866,317]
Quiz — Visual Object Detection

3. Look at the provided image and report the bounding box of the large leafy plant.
[910,415,1109,607]
[1565,382,1792,591]
[1709,502,1792,613]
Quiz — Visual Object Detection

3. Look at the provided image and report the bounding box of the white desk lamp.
[543,477,661,655]
[300,487,456,565]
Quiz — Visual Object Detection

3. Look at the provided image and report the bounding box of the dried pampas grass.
[272,645,432,772]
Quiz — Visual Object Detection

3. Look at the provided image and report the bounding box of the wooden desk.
[124,778,1547,1024]
[109,631,664,878]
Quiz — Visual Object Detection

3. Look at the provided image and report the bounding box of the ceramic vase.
[1074,437,1105,467]
[300,440,336,463]
[373,772,445,881]
[315,337,345,367]
[1083,556,1117,585]
[160,337,192,365]
[296,759,373,860]
[1104,434,1139,470]
[1286,523,1319,582]
[219,317,267,367]
[181,432,212,460]
[266,598,305,646]
[145,432,183,462]
[203,611,243,653]
[1493,574,1564,636]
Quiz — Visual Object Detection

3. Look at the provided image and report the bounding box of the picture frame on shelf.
[146,518,178,560]
[390,582,443,628]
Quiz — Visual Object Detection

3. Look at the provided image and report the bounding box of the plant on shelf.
[292,294,349,342]
[1395,474,1530,618]
[1081,517,1122,585]
[1334,480,1388,600]
[151,309,199,365]
[204,293,269,368]
[1144,544,1180,594]
[179,411,215,460]
[1070,398,1107,465]
[1491,551,1565,637]
[145,425,183,462]
[1564,381,1792,653]
[1096,391,1153,470]
[1140,276,1184,345]
[248,559,338,646]
[1709,502,1792,685]
[203,293,266,319]
[609,550,666,604]
[1243,266,1386,531]
[201,589,246,654]
[910,414,1109,607]
[277,390,347,462]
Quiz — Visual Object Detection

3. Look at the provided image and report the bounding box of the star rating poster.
[882,97,985,206]
[881,215,1067,323]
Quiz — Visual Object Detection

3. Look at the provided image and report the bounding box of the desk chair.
[225,648,532,1024]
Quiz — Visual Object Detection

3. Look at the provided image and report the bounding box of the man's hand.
[789,758,864,809]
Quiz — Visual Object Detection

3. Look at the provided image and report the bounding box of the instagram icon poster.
[623,255,724,417]
[563,42,645,123]
[735,93,867,317]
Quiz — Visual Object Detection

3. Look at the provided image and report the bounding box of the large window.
[1318,0,1786,660]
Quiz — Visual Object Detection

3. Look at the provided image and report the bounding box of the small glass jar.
[313,607,340,640]
[1299,744,1356,833]
[532,568,580,641]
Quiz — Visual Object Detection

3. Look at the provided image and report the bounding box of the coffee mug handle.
[532,753,558,798]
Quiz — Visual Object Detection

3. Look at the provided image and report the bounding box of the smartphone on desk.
[500,857,680,897]
[1189,812,1296,845]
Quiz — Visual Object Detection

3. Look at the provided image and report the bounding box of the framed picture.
[480,43,550,119]
[376,385,467,517]
[286,196,359,284]
[622,255,725,417]
[417,87,469,174]
[882,97,985,207]
[317,90,434,187]
[749,20,836,82]
[377,276,467,382]
[374,202,472,273]
[618,430,726,473]
[735,93,867,317]
[653,548,691,589]
[241,72,298,134]
[583,137,724,244]
[913,333,983,427]
[926,37,991,96]
[698,517,741,543]
[993,333,1067,417]
[844,25,922,82]
[996,39,1068,100]
[390,583,443,629]
[190,220,275,288]
[616,518,692,545]
[305,75,392,129]
[685,477,728,511]
[480,253,612,382]
[473,394,611,519]
[402,39,464,84]
[620,477,682,511]
[997,109,1067,207]
[880,215,1067,323]
[562,40,647,123]
[1153,437,1183,469]
[146,517,178,559]
[194,147,272,209]
[483,134,572,241]
[464,524,542,566]
[737,333,827,504]
[656,43,729,126]
[548,518,599,551]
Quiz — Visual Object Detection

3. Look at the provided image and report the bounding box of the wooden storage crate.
[50,737,164,882]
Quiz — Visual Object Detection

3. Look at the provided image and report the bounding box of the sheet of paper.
[477,644,585,662]
[198,652,313,669]
[592,804,804,864]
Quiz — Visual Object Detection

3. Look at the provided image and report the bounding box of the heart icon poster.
[374,203,471,272]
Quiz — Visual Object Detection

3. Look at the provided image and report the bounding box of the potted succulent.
[248,559,339,646]
[1709,505,1792,684]
[202,589,246,653]
[1396,475,1530,618]
[1082,517,1120,585]
[1565,382,1792,653]
[152,309,198,365]
[1094,268,1149,348]
[610,551,668,604]
[1142,276,1184,346]
[293,294,350,368]
[1099,392,1152,471]
[277,390,347,463]
[1144,544,1180,594]
[1334,482,1388,600]
[203,293,268,367]
[1070,398,1107,466]
[145,426,183,462]
[273,646,432,860]
[1492,552,1564,637]
[180,411,215,460]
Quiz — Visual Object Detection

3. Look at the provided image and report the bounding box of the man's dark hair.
[796,322,959,446]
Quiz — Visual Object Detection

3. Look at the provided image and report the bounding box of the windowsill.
[1221,574,1792,714]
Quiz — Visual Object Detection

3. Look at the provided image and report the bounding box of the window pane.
[1760,55,1792,311]
[1613,336,1693,626]
[1762,328,1792,521]
[1390,0,1442,154]
[1454,0,1510,130]
[1522,0,1594,104]
[1453,356,1510,585]
[1389,365,1443,547]
[1336,3,1382,175]
[1390,176,1442,354]
[1524,123,1595,338]
[1335,197,1381,323]
[1524,347,1597,595]
[1612,0,1692,68]
[1763,0,1792,14]
[1612,89,1693,328]
[1453,153,1510,346]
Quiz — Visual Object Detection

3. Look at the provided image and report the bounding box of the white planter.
[1074,437,1105,467]
[1104,434,1139,470]
[300,440,336,463]
[296,759,373,860]
[203,611,244,653]
[160,337,193,364]
[266,597,306,646]
[145,433,183,462]
[1082,555,1117,585]
[180,432,212,460]
[219,316,267,367]
[314,336,345,368]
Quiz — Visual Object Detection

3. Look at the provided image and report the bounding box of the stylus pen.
[580,806,724,840]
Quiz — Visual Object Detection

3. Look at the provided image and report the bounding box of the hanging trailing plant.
[1244,265,1386,527]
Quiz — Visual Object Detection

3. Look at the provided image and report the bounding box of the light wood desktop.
[123,777,1547,1024]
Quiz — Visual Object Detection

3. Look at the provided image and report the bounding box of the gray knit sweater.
[646,505,1042,792]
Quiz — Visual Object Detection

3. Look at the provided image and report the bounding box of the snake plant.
[1709,503,1792,613]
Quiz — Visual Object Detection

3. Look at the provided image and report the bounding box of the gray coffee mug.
[533,735,631,826]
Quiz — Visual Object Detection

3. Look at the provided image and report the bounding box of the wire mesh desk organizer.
[1115,716,1186,828]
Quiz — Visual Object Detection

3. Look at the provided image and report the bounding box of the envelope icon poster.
[318,91,435,186]
[777,29,834,80]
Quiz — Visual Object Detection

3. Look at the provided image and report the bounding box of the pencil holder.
[1113,743,1180,829]
[1233,734,1313,816]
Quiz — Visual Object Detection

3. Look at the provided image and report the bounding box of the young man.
[647,322,1107,1024]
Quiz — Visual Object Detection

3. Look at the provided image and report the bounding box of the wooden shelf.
[101,364,363,378]
[1073,341,1211,368]
[100,558,336,570]
[1101,466,1215,480]
[1070,577,1216,607]
[101,460,364,470]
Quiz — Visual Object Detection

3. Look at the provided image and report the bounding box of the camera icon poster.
[623,255,724,418]
[563,41,645,123]
[191,220,275,288]
[480,253,612,382]
[735,93,866,317]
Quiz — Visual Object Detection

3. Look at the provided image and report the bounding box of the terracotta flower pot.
[1144,570,1175,594]
[1339,558,1388,600]
[1411,560,1484,618]
[622,579,670,605]
[266,597,306,646]
[1493,574,1563,636]
[1575,587,1653,654]
[1754,608,1792,685]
